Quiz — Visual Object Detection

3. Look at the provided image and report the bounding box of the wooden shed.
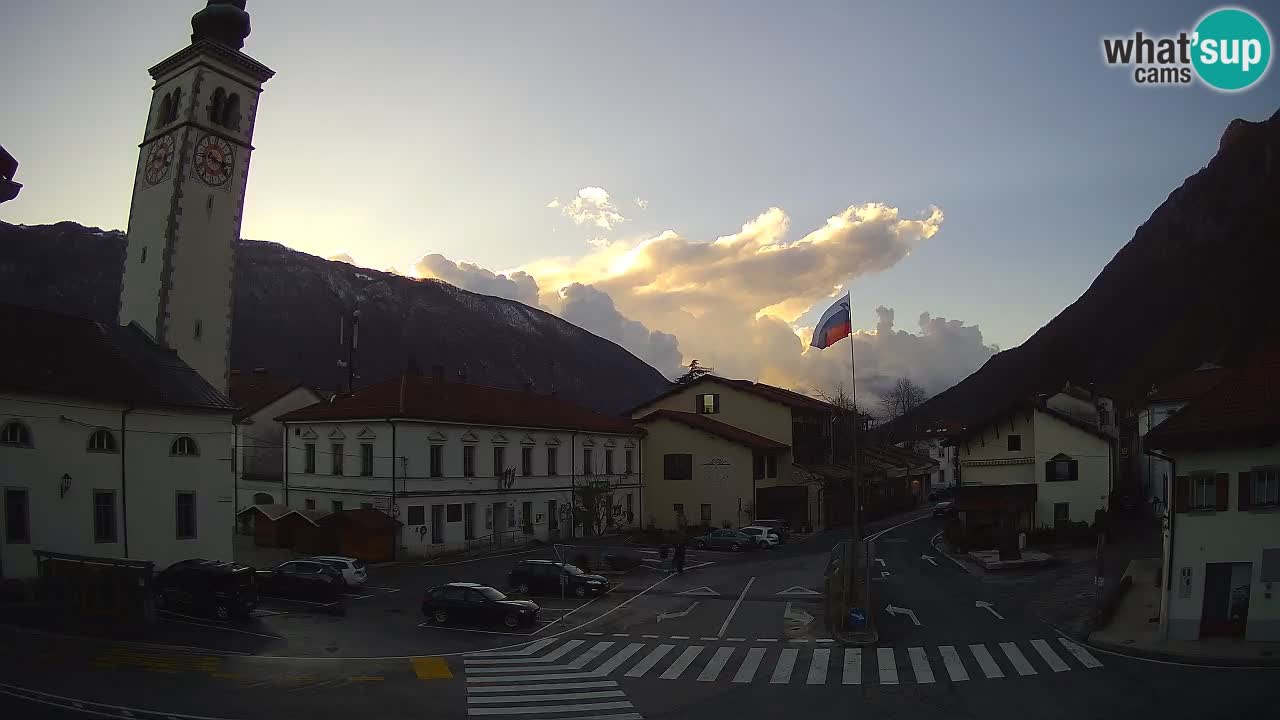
[318,509,401,563]
[286,510,339,556]
[235,504,293,546]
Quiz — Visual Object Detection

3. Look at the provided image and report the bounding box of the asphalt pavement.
[2,510,1278,720]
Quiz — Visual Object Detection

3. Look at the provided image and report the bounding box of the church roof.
[0,302,234,413]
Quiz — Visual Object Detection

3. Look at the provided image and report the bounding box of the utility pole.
[337,309,361,392]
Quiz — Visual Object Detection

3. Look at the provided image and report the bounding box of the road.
[2,511,1277,720]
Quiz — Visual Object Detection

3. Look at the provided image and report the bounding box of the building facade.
[230,370,322,513]
[276,372,644,558]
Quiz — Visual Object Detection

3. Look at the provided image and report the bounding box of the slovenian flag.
[810,295,852,349]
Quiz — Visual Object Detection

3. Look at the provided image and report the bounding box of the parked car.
[422,582,540,628]
[255,560,344,601]
[307,555,367,586]
[929,487,957,502]
[690,529,757,552]
[752,519,792,542]
[508,560,610,598]
[932,501,957,518]
[739,526,780,548]
[153,558,258,620]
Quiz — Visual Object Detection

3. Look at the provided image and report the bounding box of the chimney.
[431,364,445,382]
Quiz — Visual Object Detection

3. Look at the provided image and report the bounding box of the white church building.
[1,1,273,579]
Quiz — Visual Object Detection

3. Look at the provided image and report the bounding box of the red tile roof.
[229,370,308,422]
[1147,366,1231,403]
[276,374,640,436]
[630,375,841,416]
[634,409,788,451]
[1146,348,1280,450]
[0,303,234,412]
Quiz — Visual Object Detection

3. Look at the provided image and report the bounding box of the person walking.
[674,541,687,574]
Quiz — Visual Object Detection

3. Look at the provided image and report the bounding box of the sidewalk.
[1088,558,1280,667]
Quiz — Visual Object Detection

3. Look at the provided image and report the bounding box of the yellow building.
[630,376,838,531]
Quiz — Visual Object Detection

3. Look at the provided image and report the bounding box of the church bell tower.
[118,1,273,394]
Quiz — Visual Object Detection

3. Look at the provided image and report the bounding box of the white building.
[895,430,959,493]
[1137,364,1229,508]
[1148,349,1280,642]
[229,370,322,513]
[276,369,644,558]
[1,2,272,579]
[949,385,1116,532]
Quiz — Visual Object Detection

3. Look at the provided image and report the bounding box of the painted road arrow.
[676,586,720,597]
[875,558,886,567]
[885,604,921,626]
[975,600,1004,619]
[657,601,699,622]
[921,554,938,566]
[775,586,821,597]
[784,601,814,626]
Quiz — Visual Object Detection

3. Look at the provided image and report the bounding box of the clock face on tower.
[193,134,235,187]
[143,134,175,185]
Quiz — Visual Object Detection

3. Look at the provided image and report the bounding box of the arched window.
[156,93,172,130]
[167,87,183,123]
[253,493,275,505]
[88,429,117,453]
[207,87,226,125]
[1,421,32,447]
[171,436,199,457]
[221,93,241,131]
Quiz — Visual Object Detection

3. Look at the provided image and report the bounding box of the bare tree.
[878,377,928,422]
[814,382,862,416]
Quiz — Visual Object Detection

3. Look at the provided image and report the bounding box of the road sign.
[848,608,866,628]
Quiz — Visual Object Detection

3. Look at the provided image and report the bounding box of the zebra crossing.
[464,637,644,719]
[465,634,1103,694]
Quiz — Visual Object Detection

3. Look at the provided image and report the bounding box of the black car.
[423,582,540,628]
[509,560,610,598]
[255,560,344,602]
[752,519,792,542]
[932,501,957,518]
[690,529,758,552]
[153,558,258,620]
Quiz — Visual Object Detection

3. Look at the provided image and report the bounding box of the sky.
[3,1,1277,402]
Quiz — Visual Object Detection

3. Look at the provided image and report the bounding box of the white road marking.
[1031,639,1070,672]
[670,635,690,640]
[877,648,898,684]
[660,646,704,679]
[569,642,615,670]
[423,547,541,566]
[467,701,634,715]
[611,634,630,638]
[625,644,674,678]
[908,647,935,684]
[156,617,283,640]
[733,648,766,683]
[842,648,862,685]
[717,576,756,638]
[699,637,718,641]
[726,638,745,642]
[1000,642,1037,676]
[969,644,1004,678]
[593,643,645,676]
[585,632,604,636]
[807,648,830,685]
[339,593,373,599]
[466,671,602,684]
[770,648,798,684]
[938,645,969,681]
[468,690,626,704]
[698,647,736,681]
[641,635,659,639]
[417,623,533,637]
[468,637,560,658]
[756,638,778,643]
[465,665,577,675]
[465,640,584,665]
[1057,638,1103,669]
[864,512,932,541]
[468,681,618,693]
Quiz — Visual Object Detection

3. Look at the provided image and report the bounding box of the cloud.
[411,253,542,308]
[586,237,612,249]
[635,197,649,209]
[555,186,626,230]
[327,252,355,265]
[556,283,683,377]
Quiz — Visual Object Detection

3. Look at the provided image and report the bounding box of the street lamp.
[60,473,72,498]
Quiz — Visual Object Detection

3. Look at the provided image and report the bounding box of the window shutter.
[1238,471,1252,511]
[713,395,720,413]
[1070,459,1079,482]
[1214,472,1230,511]
[1174,475,1190,513]
[1044,460,1052,482]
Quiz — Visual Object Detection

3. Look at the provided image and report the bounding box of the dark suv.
[508,560,610,598]
[153,559,258,620]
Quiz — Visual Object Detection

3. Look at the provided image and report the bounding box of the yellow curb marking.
[411,656,453,680]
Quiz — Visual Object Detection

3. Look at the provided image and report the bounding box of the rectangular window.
[521,447,533,476]
[673,503,685,522]
[583,448,593,474]
[766,454,778,478]
[464,503,475,539]
[1053,502,1069,527]
[360,443,374,476]
[605,449,614,474]
[547,447,558,476]
[508,505,516,528]
[4,488,30,544]
[753,453,765,480]
[1192,475,1216,509]
[175,492,197,539]
[700,503,712,524]
[625,493,633,519]
[304,443,316,473]
[331,499,344,512]
[1254,469,1280,506]
[548,499,558,529]
[493,446,506,476]
[305,498,316,510]
[360,502,374,510]
[1007,435,1021,452]
[331,443,344,475]
[407,505,425,525]
[463,445,475,477]
[522,501,533,531]
[431,505,443,543]
[446,503,462,522]
[430,445,444,478]
[697,393,720,414]
[484,504,493,530]
[664,453,693,480]
[625,449,634,474]
[93,490,116,543]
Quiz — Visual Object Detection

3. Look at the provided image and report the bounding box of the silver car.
[690,529,756,552]
[308,555,368,586]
